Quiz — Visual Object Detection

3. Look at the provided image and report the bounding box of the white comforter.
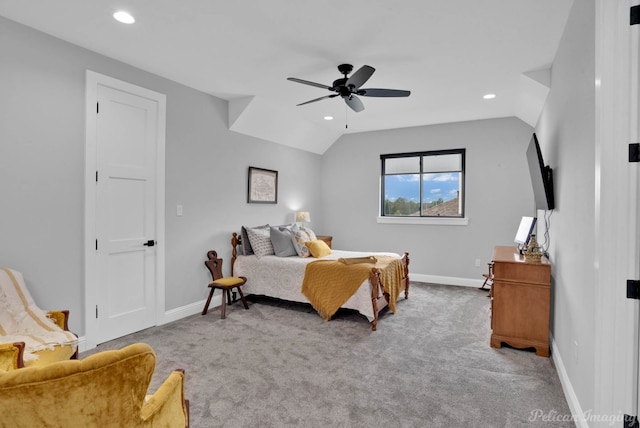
[233,250,400,322]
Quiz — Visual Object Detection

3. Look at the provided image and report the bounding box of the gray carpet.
[81,283,573,427]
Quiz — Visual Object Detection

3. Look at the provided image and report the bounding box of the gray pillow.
[270,226,297,257]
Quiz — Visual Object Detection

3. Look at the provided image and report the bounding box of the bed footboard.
[368,252,410,331]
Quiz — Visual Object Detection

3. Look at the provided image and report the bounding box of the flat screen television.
[514,216,537,252]
[526,133,555,210]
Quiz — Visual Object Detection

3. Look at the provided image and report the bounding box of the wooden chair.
[201,250,249,319]
[480,262,494,290]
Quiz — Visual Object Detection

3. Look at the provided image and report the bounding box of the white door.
[85,72,166,347]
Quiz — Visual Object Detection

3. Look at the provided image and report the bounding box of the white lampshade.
[296,211,310,223]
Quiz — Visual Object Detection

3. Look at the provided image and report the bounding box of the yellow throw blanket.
[301,256,403,321]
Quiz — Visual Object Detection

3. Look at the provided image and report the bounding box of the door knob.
[143,240,156,247]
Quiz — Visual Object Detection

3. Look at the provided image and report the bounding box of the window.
[380,149,465,218]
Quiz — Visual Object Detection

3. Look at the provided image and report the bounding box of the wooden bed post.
[231,232,239,276]
[403,252,410,299]
[369,268,382,331]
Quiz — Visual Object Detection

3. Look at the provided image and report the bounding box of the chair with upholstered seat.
[201,250,249,319]
[0,342,189,427]
[0,268,78,370]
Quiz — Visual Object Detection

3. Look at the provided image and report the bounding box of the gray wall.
[319,117,535,280]
[535,0,596,414]
[0,17,322,335]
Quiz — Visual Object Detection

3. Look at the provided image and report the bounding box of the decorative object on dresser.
[489,246,551,357]
[247,166,278,204]
[230,228,410,331]
[201,250,249,319]
[523,234,543,263]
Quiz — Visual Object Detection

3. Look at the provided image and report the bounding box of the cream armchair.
[0,343,189,427]
[0,268,78,369]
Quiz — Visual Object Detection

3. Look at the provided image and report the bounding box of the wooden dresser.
[490,246,551,357]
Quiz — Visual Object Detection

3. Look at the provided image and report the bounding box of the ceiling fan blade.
[357,88,411,97]
[345,95,365,112]
[287,77,332,91]
[296,94,337,106]
[346,65,375,89]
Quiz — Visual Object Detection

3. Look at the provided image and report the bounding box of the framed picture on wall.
[247,167,278,204]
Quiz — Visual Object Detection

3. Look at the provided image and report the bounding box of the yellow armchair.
[0,268,78,369]
[0,342,189,428]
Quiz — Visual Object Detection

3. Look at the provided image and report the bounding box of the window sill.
[377,216,469,226]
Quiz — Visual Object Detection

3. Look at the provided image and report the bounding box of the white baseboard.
[78,295,223,353]
[550,333,586,427]
[162,294,223,324]
[77,336,88,353]
[411,273,484,288]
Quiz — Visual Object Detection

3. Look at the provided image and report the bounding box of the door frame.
[593,0,639,422]
[84,70,166,351]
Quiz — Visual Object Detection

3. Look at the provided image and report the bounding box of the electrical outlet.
[475,258,481,267]
[176,205,183,216]
[573,340,579,363]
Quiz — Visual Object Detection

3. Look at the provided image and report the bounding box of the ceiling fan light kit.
[287,64,410,112]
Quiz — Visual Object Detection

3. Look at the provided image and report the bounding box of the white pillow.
[246,226,275,258]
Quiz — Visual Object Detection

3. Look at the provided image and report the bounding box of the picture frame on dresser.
[247,166,278,204]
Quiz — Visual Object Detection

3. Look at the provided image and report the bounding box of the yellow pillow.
[305,240,332,258]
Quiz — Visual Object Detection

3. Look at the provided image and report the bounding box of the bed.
[230,232,410,330]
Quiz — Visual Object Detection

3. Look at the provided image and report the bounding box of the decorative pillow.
[270,226,297,257]
[300,225,317,241]
[305,240,332,258]
[241,224,269,255]
[290,224,317,258]
[246,226,275,258]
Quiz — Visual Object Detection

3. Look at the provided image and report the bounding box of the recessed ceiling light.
[324,116,334,121]
[113,11,135,24]
[483,93,496,100]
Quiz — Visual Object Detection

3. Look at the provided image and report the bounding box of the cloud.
[394,174,420,183]
[430,189,441,194]
[423,173,458,182]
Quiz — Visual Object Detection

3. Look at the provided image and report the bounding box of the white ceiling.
[0,0,574,154]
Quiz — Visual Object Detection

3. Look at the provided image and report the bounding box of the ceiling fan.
[287,64,410,112]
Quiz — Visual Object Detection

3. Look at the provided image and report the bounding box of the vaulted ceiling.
[0,1,574,153]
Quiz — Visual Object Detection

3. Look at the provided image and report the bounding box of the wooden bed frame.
[230,232,410,330]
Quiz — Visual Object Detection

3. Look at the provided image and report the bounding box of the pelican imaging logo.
[528,409,633,425]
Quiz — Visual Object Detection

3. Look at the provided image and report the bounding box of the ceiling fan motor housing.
[337,63,353,75]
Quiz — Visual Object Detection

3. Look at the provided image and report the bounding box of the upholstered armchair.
[0,268,78,369]
[0,342,189,427]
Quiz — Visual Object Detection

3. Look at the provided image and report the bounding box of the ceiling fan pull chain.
[345,105,348,129]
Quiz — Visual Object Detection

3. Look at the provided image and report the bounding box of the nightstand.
[316,235,333,249]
